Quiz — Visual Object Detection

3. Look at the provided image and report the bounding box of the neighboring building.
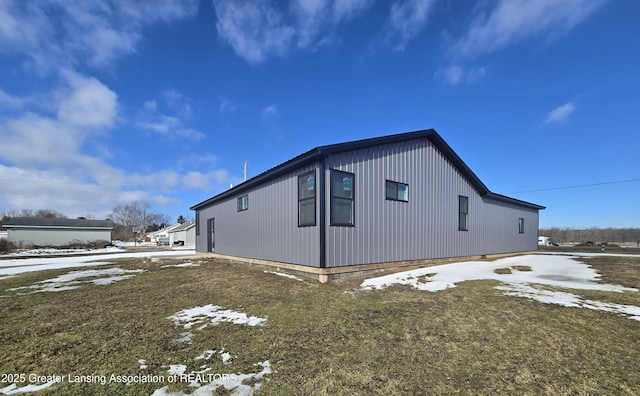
[4,217,114,247]
[168,221,196,247]
[146,223,182,244]
[190,129,545,281]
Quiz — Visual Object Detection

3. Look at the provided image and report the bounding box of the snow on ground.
[161,262,201,268]
[0,246,125,258]
[0,249,195,280]
[6,268,146,294]
[151,306,271,395]
[264,271,304,281]
[151,361,272,396]
[0,381,58,395]
[168,304,266,331]
[361,253,640,321]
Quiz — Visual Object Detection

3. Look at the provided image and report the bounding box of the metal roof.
[190,129,544,211]
[3,217,114,229]
[168,221,195,233]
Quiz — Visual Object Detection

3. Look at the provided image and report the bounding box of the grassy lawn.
[1,254,639,395]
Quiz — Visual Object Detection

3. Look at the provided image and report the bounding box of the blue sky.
[0,0,638,228]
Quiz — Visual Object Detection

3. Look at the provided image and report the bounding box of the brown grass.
[0,255,639,395]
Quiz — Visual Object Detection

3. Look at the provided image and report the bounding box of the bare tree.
[108,201,171,241]
[1,209,67,229]
[35,209,67,218]
[540,227,640,245]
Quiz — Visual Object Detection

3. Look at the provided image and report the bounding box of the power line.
[506,178,640,194]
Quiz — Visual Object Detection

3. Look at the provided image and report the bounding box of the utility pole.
[243,161,248,182]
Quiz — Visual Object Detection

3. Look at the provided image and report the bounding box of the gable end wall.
[195,162,320,267]
[323,138,538,267]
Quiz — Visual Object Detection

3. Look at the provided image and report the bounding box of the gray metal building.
[4,217,114,247]
[190,129,544,278]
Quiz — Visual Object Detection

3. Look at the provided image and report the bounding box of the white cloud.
[213,0,295,64]
[333,0,372,20]
[385,0,437,50]
[0,76,228,218]
[451,0,606,59]
[213,0,372,63]
[0,90,24,108]
[0,163,126,218]
[135,91,205,141]
[162,90,193,119]
[183,170,230,191]
[261,104,279,121]
[544,101,576,125]
[292,0,372,49]
[0,1,232,218]
[439,0,606,85]
[0,0,199,73]
[0,113,81,168]
[438,64,487,85]
[57,71,117,129]
[219,96,237,114]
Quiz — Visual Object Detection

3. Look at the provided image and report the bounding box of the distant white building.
[146,223,182,243]
[538,236,550,246]
[4,217,113,247]
[168,221,196,247]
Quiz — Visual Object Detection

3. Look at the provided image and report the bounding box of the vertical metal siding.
[8,229,112,247]
[324,138,539,267]
[195,163,320,267]
[194,137,540,269]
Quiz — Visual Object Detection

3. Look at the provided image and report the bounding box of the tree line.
[0,202,187,242]
[540,227,640,246]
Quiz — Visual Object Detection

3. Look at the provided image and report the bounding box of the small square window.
[385,180,409,202]
[237,194,248,212]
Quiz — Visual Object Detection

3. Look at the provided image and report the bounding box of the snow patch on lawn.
[0,246,124,258]
[152,360,272,396]
[361,254,640,321]
[0,250,194,278]
[168,304,266,332]
[0,381,57,394]
[156,304,271,396]
[194,349,232,365]
[161,262,201,268]
[167,365,187,375]
[6,268,145,293]
[264,271,304,281]
[496,283,640,320]
[138,359,148,370]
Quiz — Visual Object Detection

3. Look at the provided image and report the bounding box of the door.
[207,218,215,252]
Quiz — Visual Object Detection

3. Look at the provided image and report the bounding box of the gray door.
[207,218,215,252]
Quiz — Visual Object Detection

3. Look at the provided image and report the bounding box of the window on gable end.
[237,194,248,212]
[298,171,316,226]
[385,180,409,202]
